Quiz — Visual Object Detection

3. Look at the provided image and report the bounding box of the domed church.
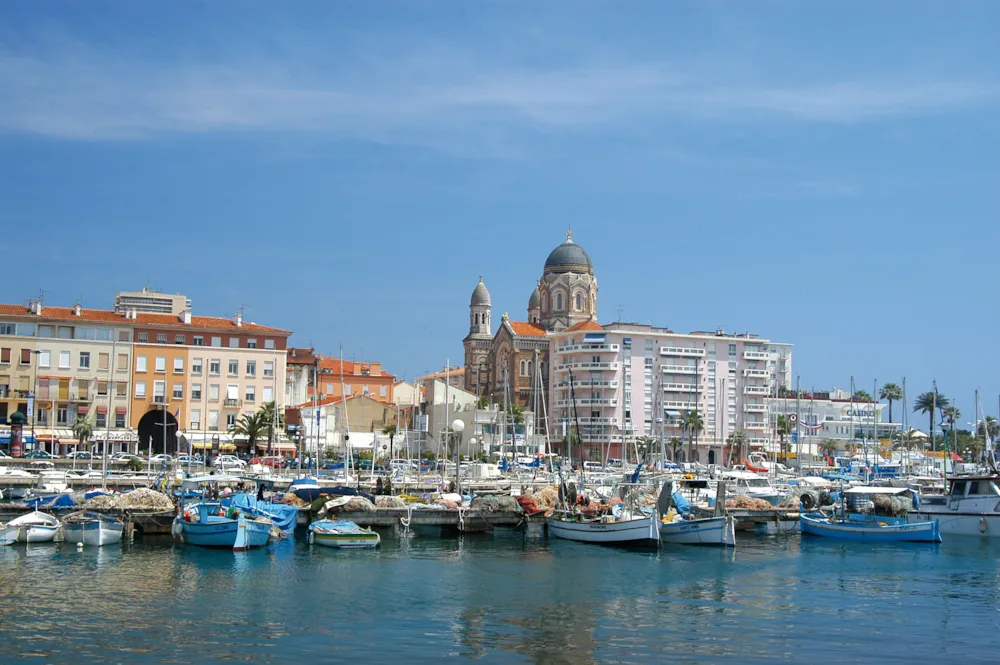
[463,231,598,407]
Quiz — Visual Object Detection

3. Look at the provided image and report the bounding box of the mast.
[795,375,801,473]
[568,367,584,488]
[339,345,351,485]
[443,360,449,464]
[102,338,115,490]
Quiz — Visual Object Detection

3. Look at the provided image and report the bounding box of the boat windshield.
[744,479,770,488]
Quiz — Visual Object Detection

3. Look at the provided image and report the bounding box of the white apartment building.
[548,323,792,464]
[768,388,900,451]
[115,287,191,315]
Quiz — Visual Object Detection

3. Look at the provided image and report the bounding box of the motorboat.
[911,475,1000,537]
[172,474,272,551]
[7,511,60,543]
[63,512,124,547]
[309,519,381,549]
[722,470,787,505]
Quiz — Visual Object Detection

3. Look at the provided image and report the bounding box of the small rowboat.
[800,512,941,543]
[660,515,736,547]
[7,511,60,543]
[63,512,124,547]
[1,523,18,546]
[309,519,381,549]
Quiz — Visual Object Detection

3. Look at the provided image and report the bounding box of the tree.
[853,390,873,402]
[977,416,999,439]
[382,424,397,461]
[668,437,683,462]
[725,431,747,465]
[72,415,93,467]
[775,415,793,456]
[942,406,961,450]
[682,411,704,461]
[507,403,525,424]
[914,392,949,452]
[475,396,490,410]
[256,401,285,455]
[818,439,839,458]
[634,436,656,463]
[229,411,268,451]
[879,383,903,425]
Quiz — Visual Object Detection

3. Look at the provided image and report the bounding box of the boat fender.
[800,491,817,511]
[981,517,988,534]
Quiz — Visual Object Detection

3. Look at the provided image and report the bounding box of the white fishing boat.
[63,511,125,547]
[546,508,659,546]
[912,475,1000,537]
[1,522,18,545]
[8,511,60,543]
[309,519,381,549]
[659,514,736,547]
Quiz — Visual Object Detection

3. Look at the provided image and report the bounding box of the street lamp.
[469,437,477,462]
[30,349,41,453]
[451,419,465,494]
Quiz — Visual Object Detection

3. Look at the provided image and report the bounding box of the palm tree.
[475,395,490,410]
[72,415,93,469]
[668,437,683,462]
[853,390,873,402]
[229,411,268,452]
[913,392,949,452]
[818,439,839,458]
[942,406,961,452]
[977,416,999,439]
[507,403,525,424]
[775,415,792,458]
[382,424,398,461]
[634,436,656,463]
[879,383,903,424]
[257,401,285,454]
[682,411,704,462]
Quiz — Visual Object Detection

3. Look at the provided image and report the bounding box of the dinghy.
[309,519,381,549]
[1,522,18,545]
[660,515,737,547]
[8,511,60,543]
[63,512,124,547]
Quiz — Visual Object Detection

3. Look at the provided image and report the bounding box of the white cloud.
[0,43,995,141]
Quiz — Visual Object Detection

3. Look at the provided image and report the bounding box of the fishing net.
[725,495,774,511]
[375,495,406,508]
[470,495,521,513]
[82,487,174,511]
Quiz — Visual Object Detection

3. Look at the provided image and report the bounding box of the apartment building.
[0,301,134,453]
[114,287,191,315]
[548,322,793,464]
[314,358,396,404]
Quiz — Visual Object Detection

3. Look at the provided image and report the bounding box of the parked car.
[250,456,284,468]
[150,454,174,464]
[0,449,10,459]
[66,451,93,460]
[25,450,60,459]
[111,452,143,462]
[213,455,246,469]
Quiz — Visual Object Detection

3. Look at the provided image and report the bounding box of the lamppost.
[30,349,41,453]
[469,437,477,462]
[451,419,465,494]
[210,433,220,468]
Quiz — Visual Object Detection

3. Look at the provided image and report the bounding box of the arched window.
[556,294,563,311]
[575,294,582,310]
[520,360,527,376]
[475,312,480,326]
[527,360,533,377]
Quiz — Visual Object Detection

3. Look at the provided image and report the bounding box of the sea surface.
[2,526,1000,664]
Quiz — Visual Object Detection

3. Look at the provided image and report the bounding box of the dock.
[329,509,524,534]
[0,504,176,535]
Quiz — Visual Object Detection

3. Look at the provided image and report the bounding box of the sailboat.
[545,368,659,547]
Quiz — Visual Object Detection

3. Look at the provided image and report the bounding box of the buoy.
[76,542,84,551]
[980,517,988,534]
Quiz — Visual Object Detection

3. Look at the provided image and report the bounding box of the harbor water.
[2,526,1000,664]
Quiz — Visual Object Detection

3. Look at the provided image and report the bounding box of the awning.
[179,432,233,445]
[34,428,74,442]
[77,406,89,415]
[191,442,237,451]
[97,406,108,414]
[115,406,128,415]
[0,426,35,444]
[255,441,297,451]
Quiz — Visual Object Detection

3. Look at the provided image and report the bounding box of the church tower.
[463,276,492,395]
[527,281,541,325]
[538,231,598,332]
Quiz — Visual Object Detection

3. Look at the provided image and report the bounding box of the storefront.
[90,430,140,455]
[178,432,237,454]
[0,425,36,453]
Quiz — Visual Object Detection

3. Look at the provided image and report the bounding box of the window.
[97,381,108,396]
[175,334,185,344]
[193,336,204,346]
[192,383,202,400]
[190,409,201,430]
[226,385,238,405]
[135,382,146,398]
[363,385,369,395]
[117,353,128,372]
[138,332,148,343]
[36,408,48,425]
[380,385,387,397]
[118,330,130,342]
[153,381,166,402]
[247,339,257,349]
[0,347,9,364]
[229,337,239,348]
[226,412,236,428]
[18,348,31,365]
[575,294,582,310]
[116,382,126,397]
[263,386,273,402]
[209,384,220,401]
[173,357,184,373]
[136,356,147,372]
[520,360,527,376]
[245,385,256,402]
[264,339,275,350]
[192,358,203,375]
[246,360,256,377]
[38,325,54,338]
[58,350,70,368]
[115,413,126,428]
[210,359,220,375]
[173,383,184,399]
[38,350,50,368]
[211,336,222,347]
[156,333,167,344]
[96,412,106,428]
[57,407,68,425]
[79,352,90,369]
[228,360,239,376]
[155,356,166,372]
[556,294,563,310]
[98,352,109,370]
[208,410,219,431]
[729,344,736,356]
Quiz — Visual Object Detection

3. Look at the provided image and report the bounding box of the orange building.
[313,359,396,405]
[129,342,189,451]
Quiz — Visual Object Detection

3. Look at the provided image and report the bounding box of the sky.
[1,1,998,428]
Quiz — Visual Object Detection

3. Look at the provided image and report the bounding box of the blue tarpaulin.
[24,494,76,509]
[671,492,693,515]
[223,493,298,534]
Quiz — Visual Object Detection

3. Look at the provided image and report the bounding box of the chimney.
[28,300,42,316]
[179,309,192,325]
[73,304,82,316]
[235,312,243,327]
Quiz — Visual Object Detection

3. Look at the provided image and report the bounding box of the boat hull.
[8,512,60,543]
[546,512,659,547]
[660,515,736,547]
[311,530,381,549]
[910,510,1000,537]
[801,514,941,543]
[176,516,271,550]
[1,525,18,546]
[64,520,124,547]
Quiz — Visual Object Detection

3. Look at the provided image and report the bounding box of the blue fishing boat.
[801,486,941,543]
[172,475,273,551]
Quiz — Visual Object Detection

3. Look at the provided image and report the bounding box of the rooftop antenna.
[614,304,625,321]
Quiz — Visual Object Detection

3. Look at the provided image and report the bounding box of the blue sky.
[1,1,998,426]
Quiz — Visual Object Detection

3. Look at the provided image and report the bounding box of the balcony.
[152,395,167,405]
[744,403,768,413]
[743,369,769,379]
[745,421,769,431]
[556,398,618,407]
[744,386,770,395]
[554,362,621,372]
[662,383,700,393]
[555,380,620,389]
[662,365,698,375]
[556,343,620,354]
[747,437,770,446]
[224,398,241,408]
[660,347,705,358]
[576,417,616,425]
[743,351,769,361]
[662,400,699,410]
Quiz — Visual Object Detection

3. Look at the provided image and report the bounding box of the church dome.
[528,285,541,310]
[470,276,491,307]
[543,232,593,275]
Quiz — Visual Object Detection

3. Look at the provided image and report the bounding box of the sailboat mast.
[568,367,584,487]
[339,345,351,485]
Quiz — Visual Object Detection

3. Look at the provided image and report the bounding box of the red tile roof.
[0,304,126,324]
[317,357,396,380]
[133,312,290,334]
[0,303,290,334]
[565,321,603,332]
[294,393,395,409]
[419,367,466,381]
[508,321,547,337]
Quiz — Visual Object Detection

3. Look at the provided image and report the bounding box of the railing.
[743,369,769,378]
[662,401,699,410]
[554,380,620,389]
[743,351,769,360]
[224,398,240,407]
[556,343,620,354]
[744,386,770,395]
[660,347,705,357]
[744,404,768,413]
[555,399,618,407]
[662,383,699,392]
[554,362,621,372]
[662,365,697,374]
[745,421,769,431]
[152,395,166,404]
